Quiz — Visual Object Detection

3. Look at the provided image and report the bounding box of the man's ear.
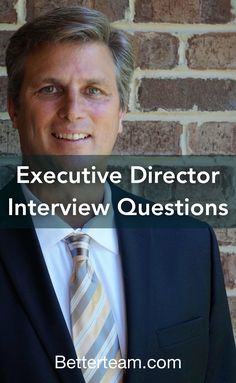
[7,96,19,129]
[118,108,126,134]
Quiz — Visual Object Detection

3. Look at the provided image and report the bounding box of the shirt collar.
[21,183,118,254]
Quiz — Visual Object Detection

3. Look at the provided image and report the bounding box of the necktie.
[65,233,123,383]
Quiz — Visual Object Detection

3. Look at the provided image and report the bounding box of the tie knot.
[65,233,90,258]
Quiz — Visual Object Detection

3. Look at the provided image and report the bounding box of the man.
[0,6,235,383]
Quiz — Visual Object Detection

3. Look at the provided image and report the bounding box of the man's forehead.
[24,40,113,65]
[22,41,117,85]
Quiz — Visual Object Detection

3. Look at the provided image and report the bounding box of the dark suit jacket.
[0,180,236,383]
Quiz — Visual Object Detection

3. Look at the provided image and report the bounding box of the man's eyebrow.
[84,78,112,87]
[31,77,112,87]
[29,77,61,87]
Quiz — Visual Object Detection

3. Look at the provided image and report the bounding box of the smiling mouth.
[52,132,90,141]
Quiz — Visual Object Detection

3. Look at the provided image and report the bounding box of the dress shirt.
[21,183,126,357]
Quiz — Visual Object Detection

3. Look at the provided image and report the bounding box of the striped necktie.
[65,233,123,383]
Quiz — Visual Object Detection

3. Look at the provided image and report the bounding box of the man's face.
[8,42,125,155]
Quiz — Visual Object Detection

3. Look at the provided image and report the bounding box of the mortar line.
[220,245,236,253]
[15,0,26,24]
[180,124,188,155]
[124,112,236,123]
[112,21,236,33]
[133,68,236,79]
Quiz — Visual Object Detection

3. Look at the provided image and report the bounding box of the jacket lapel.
[0,180,84,383]
[0,228,85,382]
[112,186,155,380]
[117,226,152,350]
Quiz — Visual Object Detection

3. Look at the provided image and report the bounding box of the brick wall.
[0,0,236,338]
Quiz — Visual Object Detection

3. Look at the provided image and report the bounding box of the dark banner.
[0,155,235,228]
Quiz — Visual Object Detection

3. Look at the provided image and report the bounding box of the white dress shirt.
[22,183,126,357]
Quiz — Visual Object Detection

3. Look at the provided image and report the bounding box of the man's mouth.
[52,133,90,141]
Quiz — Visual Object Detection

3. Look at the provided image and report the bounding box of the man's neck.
[29,182,105,228]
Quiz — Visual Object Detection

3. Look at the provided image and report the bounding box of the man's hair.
[6,6,134,110]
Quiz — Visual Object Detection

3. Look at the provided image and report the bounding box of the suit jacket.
[0,179,236,383]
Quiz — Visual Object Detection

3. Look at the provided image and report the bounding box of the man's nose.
[58,92,86,122]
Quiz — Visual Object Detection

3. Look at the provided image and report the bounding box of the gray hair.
[6,6,134,110]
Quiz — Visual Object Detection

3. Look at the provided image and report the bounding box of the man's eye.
[39,85,59,94]
[86,87,102,96]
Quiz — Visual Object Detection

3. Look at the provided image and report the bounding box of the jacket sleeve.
[205,227,236,383]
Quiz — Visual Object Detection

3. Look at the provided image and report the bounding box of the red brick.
[215,229,236,246]
[0,78,8,113]
[201,0,233,24]
[113,121,182,155]
[187,33,236,69]
[138,79,236,112]
[0,120,20,155]
[88,0,128,21]
[134,0,232,24]
[0,0,17,23]
[132,33,179,70]
[228,297,236,333]
[221,252,236,289]
[0,32,14,67]
[26,0,128,21]
[187,123,236,154]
